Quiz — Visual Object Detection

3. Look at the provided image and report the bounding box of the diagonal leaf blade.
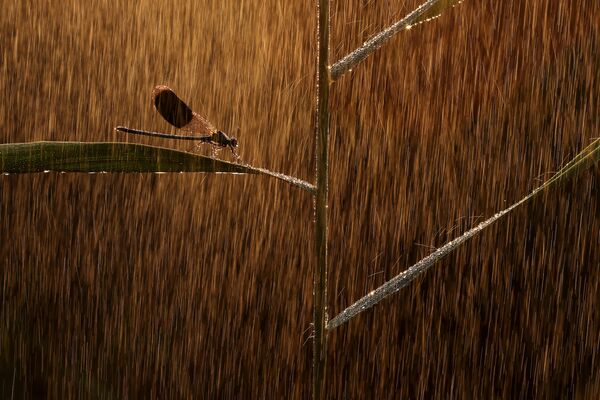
[327,136,600,330]
[330,0,464,81]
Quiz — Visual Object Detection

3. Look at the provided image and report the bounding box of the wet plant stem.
[330,0,439,80]
[313,0,330,398]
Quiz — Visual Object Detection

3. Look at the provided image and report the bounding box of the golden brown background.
[1,0,599,398]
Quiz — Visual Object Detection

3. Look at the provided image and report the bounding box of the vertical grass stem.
[313,0,330,398]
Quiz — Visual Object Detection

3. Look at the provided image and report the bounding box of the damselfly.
[115,85,238,158]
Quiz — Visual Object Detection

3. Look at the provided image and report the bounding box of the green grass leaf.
[0,141,250,174]
[0,141,316,192]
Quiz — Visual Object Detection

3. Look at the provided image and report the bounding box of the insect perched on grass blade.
[115,85,238,159]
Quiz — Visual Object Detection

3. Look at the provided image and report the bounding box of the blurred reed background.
[1,0,599,398]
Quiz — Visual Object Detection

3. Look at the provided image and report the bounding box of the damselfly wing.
[115,86,238,158]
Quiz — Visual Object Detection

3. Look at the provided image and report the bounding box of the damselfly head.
[222,132,239,159]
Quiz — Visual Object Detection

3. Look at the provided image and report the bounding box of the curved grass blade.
[0,141,248,173]
[330,0,464,81]
[327,136,600,330]
[0,142,315,192]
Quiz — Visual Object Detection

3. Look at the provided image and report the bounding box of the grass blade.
[330,0,463,81]
[327,136,600,330]
[0,142,315,192]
